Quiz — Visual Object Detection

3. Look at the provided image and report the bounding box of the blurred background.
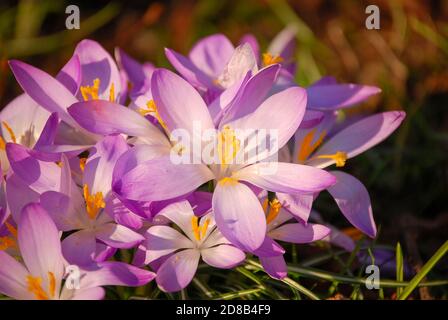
[0,0,447,296]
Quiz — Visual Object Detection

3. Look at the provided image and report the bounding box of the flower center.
[263,198,282,224]
[139,100,168,131]
[80,78,115,102]
[26,272,56,300]
[218,176,239,186]
[297,129,326,163]
[217,125,240,168]
[262,53,284,66]
[83,184,105,220]
[191,216,211,241]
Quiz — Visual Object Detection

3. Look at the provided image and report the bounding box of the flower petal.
[18,203,65,289]
[269,222,330,243]
[188,34,235,78]
[259,255,287,280]
[327,171,376,238]
[156,249,200,292]
[235,162,336,194]
[201,244,245,269]
[62,230,97,267]
[0,251,32,300]
[213,181,266,251]
[95,223,144,249]
[309,111,406,168]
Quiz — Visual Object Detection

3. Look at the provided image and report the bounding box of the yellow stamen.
[139,100,168,131]
[0,136,5,150]
[297,129,326,163]
[217,125,240,168]
[80,78,100,101]
[2,121,16,143]
[191,216,201,241]
[265,198,282,224]
[316,151,348,167]
[79,158,87,172]
[83,184,105,220]
[5,222,17,238]
[262,53,284,66]
[55,161,63,168]
[26,275,49,300]
[201,218,211,239]
[48,272,56,298]
[218,177,239,186]
[191,216,211,241]
[109,83,115,102]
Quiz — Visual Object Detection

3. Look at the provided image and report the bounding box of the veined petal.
[0,251,32,300]
[259,255,287,280]
[114,154,214,202]
[95,223,144,249]
[156,249,200,292]
[151,68,215,136]
[201,244,245,269]
[308,111,406,168]
[68,100,167,145]
[8,60,79,128]
[269,222,330,243]
[56,54,81,95]
[213,181,266,251]
[307,83,381,110]
[164,48,213,90]
[235,162,336,194]
[189,34,235,78]
[18,203,65,293]
[144,225,194,264]
[327,171,376,238]
[62,230,97,267]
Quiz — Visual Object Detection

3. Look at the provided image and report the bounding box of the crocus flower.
[0,202,155,300]
[8,39,127,158]
[105,69,336,253]
[277,109,406,237]
[5,135,144,266]
[136,200,245,292]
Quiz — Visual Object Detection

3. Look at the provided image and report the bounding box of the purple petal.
[327,171,376,238]
[299,110,325,129]
[276,192,314,223]
[259,255,287,280]
[213,181,266,252]
[164,48,213,90]
[68,100,167,144]
[239,33,260,64]
[19,203,65,286]
[6,143,61,193]
[306,83,381,110]
[95,223,144,249]
[74,39,121,101]
[189,34,235,78]
[8,60,79,128]
[309,111,406,168]
[81,261,155,288]
[269,222,330,243]
[5,174,40,222]
[252,236,285,257]
[114,154,213,202]
[62,230,97,267]
[151,68,214,136]
[156,249,200,292]
[236,162,336,194]
[201,244,245,268]
[0,251,32,300]
[70,287,105,300]
[56,54,81,95]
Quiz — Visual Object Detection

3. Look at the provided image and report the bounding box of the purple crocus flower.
[0,203,155,300]
[8,39,127,158]
[135,200,245,292]
[277,109,406,237]
[97,69,337,253]
[5,135,144,266]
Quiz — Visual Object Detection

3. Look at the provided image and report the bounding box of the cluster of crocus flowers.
[0,27,405,298]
